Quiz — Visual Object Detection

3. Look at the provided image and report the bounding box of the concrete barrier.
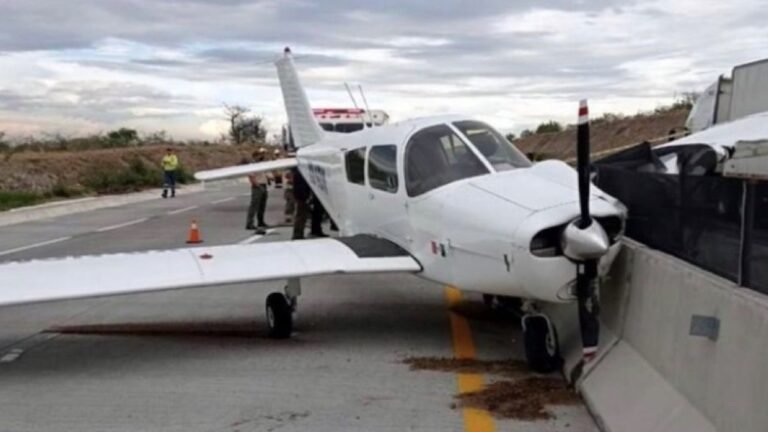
[546,239,768,432]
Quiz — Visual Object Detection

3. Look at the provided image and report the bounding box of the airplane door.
[365,144,409,245]
[340,147,369,235]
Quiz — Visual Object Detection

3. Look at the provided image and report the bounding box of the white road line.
[95,217,149,233]
[167,205,199,215]
[0,348,24,363]
[0,236,72,257]
[236,229,275,245]
[211,197,236,205]
[238,234,263,244]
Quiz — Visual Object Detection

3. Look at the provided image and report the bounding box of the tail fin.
[275,47,324,148]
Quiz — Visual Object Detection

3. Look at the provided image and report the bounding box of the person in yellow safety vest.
[161,147,179,198]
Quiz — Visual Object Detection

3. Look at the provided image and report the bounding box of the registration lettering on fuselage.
[307,163,328,194]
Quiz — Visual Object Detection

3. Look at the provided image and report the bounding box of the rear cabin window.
[368,145,398,193]
[453,120,531,171]
[345,147,366,185]
[405,125,489,197]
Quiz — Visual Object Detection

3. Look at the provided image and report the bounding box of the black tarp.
[595,146,767,295]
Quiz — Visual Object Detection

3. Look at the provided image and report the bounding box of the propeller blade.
[577,99,591,228]
[577,260,600,361]
[575,99,600,362]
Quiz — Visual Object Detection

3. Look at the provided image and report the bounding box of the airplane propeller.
[560,99,609,362]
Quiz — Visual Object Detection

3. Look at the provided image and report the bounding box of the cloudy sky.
[0,0,766,141]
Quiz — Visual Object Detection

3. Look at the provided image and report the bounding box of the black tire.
[266,292,293,339]
[523,316,561,373]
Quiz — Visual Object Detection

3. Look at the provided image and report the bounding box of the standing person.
[246,150,271,233]
[291,167,311,240]
[272,148,284,188]
[309,194,328,237]
[161,147,179,198]
[283,169,295,224]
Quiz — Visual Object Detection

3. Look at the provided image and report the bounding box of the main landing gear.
[266,278,301,339]
[484,295,561,373]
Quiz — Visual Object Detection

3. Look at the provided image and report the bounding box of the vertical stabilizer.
[275,47,324,148]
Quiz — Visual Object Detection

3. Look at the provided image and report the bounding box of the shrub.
[0,191,46,211]
[535,121,563,134]
[83,157,161,194]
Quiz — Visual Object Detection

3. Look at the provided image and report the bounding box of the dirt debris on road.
[457,376,580,420]
[403,356,581,420]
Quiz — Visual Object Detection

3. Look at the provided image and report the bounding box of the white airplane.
[0,48,626,372]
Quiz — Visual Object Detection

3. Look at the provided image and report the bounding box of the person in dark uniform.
[291,167,311,240]
[246,150,270,233]
[309,194,328,237]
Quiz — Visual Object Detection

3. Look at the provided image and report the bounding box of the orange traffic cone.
[186,219,203,244]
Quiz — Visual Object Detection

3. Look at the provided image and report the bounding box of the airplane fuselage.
[294,115,625,303]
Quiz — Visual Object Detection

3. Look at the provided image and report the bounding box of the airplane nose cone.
[561,219,610,261]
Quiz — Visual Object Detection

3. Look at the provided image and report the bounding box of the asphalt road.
[0,184,597,432]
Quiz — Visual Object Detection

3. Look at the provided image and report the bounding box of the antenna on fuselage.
[357,84,375,127]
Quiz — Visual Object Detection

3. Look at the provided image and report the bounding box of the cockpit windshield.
[405,124,489,197]
[453,121,531,171]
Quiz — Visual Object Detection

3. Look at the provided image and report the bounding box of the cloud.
[0,0,767,138]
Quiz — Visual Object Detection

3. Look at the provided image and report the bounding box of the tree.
[505,132,516,142]
[224,104,250,145]
[535,121,563,134]
[673,91,700,110]
[143,130,169,144]
[237,116,267,143]
[520,129,534,138]
[223,104,266,144]
[106,128,139,146]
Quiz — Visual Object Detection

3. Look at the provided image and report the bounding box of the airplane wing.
[195,158,298,182]
[0,236,421,307]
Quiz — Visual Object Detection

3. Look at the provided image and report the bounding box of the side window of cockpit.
[405,125,489,197]
[368,145,398,193]
[345,147,366,185]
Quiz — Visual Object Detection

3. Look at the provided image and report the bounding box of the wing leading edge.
[195,158,298,182]
[0,237,421,307]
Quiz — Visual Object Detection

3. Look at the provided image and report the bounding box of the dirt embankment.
[0,144,266,194]
[515,108,690,160]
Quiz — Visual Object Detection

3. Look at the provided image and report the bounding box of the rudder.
[275,47,324,148]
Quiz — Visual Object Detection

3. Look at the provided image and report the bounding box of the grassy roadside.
[0,192,48,211]
[0,157,195,211]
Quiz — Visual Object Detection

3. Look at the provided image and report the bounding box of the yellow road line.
[445,287,496,432]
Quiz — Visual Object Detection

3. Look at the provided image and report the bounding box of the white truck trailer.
[687,58,768,132]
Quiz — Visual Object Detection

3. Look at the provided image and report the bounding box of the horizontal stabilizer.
[195,158,297,181]
[0,238,421,307]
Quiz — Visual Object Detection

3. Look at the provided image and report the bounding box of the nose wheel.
[521,313,561,373]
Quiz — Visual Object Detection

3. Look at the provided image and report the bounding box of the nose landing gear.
[483,296,562,373]
[521,313,561,373]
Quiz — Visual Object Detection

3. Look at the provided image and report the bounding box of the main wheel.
[266,292,293,339]
[523,315,561,373]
